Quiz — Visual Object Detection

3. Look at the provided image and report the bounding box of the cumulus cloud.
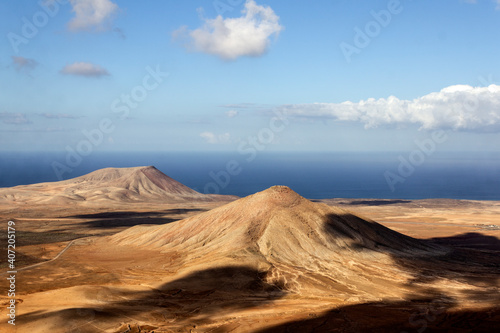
[175,0,283,60]
[60,62,110,77]
[68,0,118,32]
[200,132,231,144]
[0,112,32,125]
[278,85,500,132]
[11,56,38,72]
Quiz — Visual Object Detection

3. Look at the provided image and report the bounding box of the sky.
[1,0,500,153]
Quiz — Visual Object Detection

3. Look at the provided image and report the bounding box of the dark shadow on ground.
[341,199,412,206]
[323,212,500,292]
[0,230,88,269]
[258,212,500,332]
[395,234,500,287]
[0,248,49,269]
[67,208,206,219]
[62,208,208,229]
[323,212,435,252]
[257,298,500,333]
[0,230,86,247]
[430,232,500,251]
[311,199,413,205]
[72,217,178,229]
[16,265,287,331]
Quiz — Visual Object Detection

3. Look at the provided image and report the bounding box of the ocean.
[1,151,499,200]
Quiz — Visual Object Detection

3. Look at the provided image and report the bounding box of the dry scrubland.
[0,167,499,332]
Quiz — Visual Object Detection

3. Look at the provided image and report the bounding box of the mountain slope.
[111,186,447,298]
[0,166,232,205]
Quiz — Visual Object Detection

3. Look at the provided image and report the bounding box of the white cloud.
[38,113,83,119]
[219,103,259,109]
[226,110,239,118]
[0,112,32,125]
[11,56,38,72]
[60,62,110,77]
[175,0,283,60]
[200,132,231,144]
[68,0,118,32]
[278,85,500,132]
[463,0,500,9]
[2,127,72,133]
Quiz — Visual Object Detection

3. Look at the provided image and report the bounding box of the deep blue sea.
[0,151,499,200]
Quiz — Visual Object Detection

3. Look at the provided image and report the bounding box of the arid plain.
[1,166,499,332]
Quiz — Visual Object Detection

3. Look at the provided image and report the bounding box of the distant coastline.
[1,151,499,201]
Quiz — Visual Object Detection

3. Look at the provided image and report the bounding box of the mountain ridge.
[0,166,235,205]
[110,186,447,297]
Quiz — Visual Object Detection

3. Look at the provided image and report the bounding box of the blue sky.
[1,0,500,153]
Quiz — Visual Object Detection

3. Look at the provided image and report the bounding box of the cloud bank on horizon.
[174,0,283,60]
[200,132,231,144]
[0,112,32,125]
[278,85,500,132]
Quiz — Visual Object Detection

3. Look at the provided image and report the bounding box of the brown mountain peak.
[0,166,234,205]
[250,185,304,208]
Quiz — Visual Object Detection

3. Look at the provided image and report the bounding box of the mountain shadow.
[16,265,287,331]
[257,297,500,333]
[342,199,412,206]
[323,213,500,297]
[430,232,500,251]
[63,208,207,229]
[67,208,207,219]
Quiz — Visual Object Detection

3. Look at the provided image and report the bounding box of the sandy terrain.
[0,167,499,332]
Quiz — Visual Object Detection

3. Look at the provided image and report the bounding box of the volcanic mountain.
[111,185,447,300]
[0,166,232,205]
[6,186,499,332]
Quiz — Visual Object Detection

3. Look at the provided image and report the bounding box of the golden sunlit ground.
[0,195,499,332]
